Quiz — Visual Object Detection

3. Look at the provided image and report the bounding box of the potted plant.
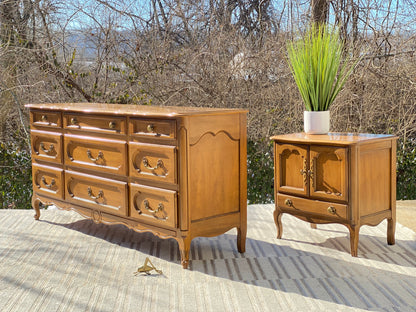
[287,23,356,134]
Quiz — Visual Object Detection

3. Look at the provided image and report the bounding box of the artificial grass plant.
[287,23,355,111]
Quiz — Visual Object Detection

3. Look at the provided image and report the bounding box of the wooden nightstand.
[271,133,398,256]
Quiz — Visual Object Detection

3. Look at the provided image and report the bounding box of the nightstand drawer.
[32,164,64,200]
[64,113,126,134]
[31,111,62,128]
[31,130,63,164]
[65,171,127,216]
[129,183,177,228]
[277,194,348,219]
[64,135,127,175]
[129,142,176,184]
[129,118,176,139]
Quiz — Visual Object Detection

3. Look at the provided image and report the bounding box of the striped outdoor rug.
[0,204,415,312]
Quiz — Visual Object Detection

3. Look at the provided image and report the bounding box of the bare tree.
[311,0,329,23]
[1,0,416,203]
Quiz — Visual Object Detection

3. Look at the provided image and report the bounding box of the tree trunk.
[311,0,329,23]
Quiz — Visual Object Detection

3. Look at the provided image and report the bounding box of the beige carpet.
[1,205,415,312]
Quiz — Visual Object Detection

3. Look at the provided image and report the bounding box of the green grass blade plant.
[287,23,355,111]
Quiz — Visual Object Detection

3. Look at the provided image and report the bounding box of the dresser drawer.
[31,111,62,128]
[129,118,176,139]
[64,113,126,134]
[31,130,63,164]
[64,135,127,175]
[65,171,127,216]
[130,183,177,228]
[32,164,64,200]
[129,142,176,184]
[277,194,348,220]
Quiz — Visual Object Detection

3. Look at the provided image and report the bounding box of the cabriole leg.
[32,196,41,220]
[348,225,360,257]
[237,225,246,253]
[387,217,396,245]
[177,236,192,269]
[274,209,283,239]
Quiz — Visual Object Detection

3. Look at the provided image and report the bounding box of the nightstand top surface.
[271,132,398,145]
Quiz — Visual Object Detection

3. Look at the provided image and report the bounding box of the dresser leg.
[237,225,246,253]
[387,218,396,245]
[32,196,41,220]
[348,225,360,257]
[177,236,192,269]
[274,209,283,239]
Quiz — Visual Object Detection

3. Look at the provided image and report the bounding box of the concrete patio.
[0,203,415,311]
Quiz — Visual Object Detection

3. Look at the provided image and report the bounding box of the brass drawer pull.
[284,199,293,207]
[142,157,163,170]
[87,187,104,200]
[109,121,116,129]
[70,117,78,125]
[40,142,54,154]
[87,150,104,163]
[143,199,168,220]
[327,206,337,215]
[41,177,56,189]
[147,124,155,132]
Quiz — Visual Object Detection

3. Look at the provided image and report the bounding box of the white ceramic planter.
[304,110,330,134]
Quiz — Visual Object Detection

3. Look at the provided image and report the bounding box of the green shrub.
[247,140,274,204]
[1,137,415,210]
[0,142,32,209]
[397,138,416,200]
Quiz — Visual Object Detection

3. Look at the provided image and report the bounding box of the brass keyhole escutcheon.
[41,115,48,122]
[70,117,78,125]
[147,124,154,132]
[109,121,116,129]
[327,206,336,214]
[284,199,293,207]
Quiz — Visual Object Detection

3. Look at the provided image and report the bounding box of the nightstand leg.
[237,225,246,253]
[274,209,283,239]
[387,218,396,245]
[348,225,360,257]
[32,196,41,220]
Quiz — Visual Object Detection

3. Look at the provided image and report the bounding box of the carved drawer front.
[32,164,64,199]
[31,111,61,128]
[31,130,63,164]
[130,183,177,228]
[277,194,348,220]
[129,142,176,184]
[129,118,176,139]
[64,113,126,134]
[64,135,127,175]
[65,171,127,216]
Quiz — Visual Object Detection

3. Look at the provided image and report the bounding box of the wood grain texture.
[272,132,398,257]
[27,103,247,269]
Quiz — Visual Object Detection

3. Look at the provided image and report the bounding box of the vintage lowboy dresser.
[272,133,398,256]
[26,103,248,268]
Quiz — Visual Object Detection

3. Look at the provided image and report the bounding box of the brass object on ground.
[134,257,163,276]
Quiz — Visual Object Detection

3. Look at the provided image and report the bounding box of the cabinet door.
[275,143,309,196]
[309,146,348,201]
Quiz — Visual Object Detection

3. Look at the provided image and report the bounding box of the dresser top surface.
[25,103,247,117]
[271,132,398,145]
